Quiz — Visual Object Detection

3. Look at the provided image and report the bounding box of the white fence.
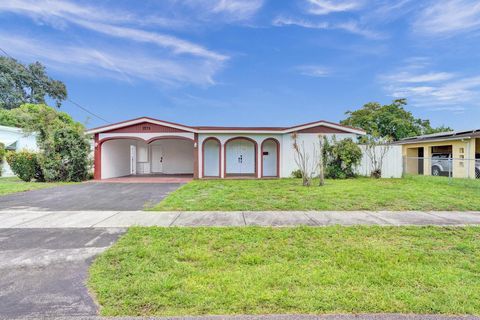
[357,144,403,178]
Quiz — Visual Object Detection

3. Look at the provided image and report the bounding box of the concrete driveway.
[0,182,183,211]
[0,228,125,319]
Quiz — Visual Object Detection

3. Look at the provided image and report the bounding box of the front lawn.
[89,226,480,316]
[149,175,480,211]
[0,177,76,196]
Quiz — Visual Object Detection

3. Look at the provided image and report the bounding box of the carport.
[100,137,194,180]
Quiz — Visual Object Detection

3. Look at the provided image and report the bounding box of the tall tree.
[341,99,452,141]
[0,57,67,109]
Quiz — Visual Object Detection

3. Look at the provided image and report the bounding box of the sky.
[1,0,480,130]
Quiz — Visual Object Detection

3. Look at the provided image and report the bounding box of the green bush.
[6,150,44,182]
[291,169,303,178]
[323,137,362,179]
[1,104,91,182]
[39,126,90,182]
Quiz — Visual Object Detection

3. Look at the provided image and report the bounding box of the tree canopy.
[0,57,67,109]
[2,104,90,181]
[341,99,452,141]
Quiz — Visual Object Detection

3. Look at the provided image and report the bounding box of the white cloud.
[272,16,384,39]
[0,34,223,86]
[306,0,363,15]
[181,0,264,22]
[296,65,330,77]
[0,0,228,85]
[413,0,480,36]
[380,60,480,111]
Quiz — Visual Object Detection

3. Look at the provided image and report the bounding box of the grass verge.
[0,177,77,196]
[149,175,480,211]
[89,226,480,316]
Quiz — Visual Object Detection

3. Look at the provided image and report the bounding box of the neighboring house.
[398,129,480,179]
[86,117,365,180]
[0,125,38,177]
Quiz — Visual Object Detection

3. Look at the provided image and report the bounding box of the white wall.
[198,132,359,178]
[101,139,131,179]
[280,133,358,178]
[357,144,403,178]
[150,140,193,174]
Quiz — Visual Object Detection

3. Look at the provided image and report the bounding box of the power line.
[0,47,110,124]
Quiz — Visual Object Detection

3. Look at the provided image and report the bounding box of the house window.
[142,126,151,131]
[459,147,464,153]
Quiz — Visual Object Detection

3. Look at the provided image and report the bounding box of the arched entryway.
[224,137,257,177]
[202,137,221,177]
[261,138,279,177]
[98,136,194,180]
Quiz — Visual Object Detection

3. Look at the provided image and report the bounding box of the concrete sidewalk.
[1,210,480,228]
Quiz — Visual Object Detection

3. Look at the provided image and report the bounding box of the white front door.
[130,145,136,175]
[226,140,255,174]
[151,145,164,173]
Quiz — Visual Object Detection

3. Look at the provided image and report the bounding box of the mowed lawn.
[150,176,480,211]
[89,226,480,316]
[0,177,76,196]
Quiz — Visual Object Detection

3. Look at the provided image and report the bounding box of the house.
[86,117,365,180]
[0,125,38,177]
[398,129,480,179]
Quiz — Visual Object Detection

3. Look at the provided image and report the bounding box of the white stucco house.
[0,125,38,177]
[86,117,365,180]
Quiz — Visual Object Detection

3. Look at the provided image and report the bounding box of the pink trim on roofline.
[86,117,366,135]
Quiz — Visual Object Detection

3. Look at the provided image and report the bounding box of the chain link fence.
[403,156,480,179]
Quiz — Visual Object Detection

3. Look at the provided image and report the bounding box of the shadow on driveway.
[0,182,183,211]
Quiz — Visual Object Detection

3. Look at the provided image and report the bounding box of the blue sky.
[1,0,480,130]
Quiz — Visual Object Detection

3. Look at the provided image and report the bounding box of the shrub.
[1,104,91,182]
[39,126,90,182]
[291,169,303,178]
[323,137,362,179]
[6,150,44,182]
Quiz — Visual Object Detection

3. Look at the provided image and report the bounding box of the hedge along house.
[86,117,365,180]
[398,129,480,179]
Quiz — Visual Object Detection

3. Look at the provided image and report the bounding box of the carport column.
[257,142,262,178]
[193,133,199,179]
[423,145,431,176]
[94,133,101,180]
[220,142,225,178]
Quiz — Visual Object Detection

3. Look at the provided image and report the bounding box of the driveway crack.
[90,211,122,227]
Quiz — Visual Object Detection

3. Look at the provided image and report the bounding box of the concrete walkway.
[1,210,480,228]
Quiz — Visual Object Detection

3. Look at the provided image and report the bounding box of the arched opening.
[261,138,279,177]
[99,136,194,180]
[202,138,221,177]
[224,137,257,177]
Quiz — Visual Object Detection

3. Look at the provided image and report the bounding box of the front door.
[151,145,164,173]
[226,140,255,174]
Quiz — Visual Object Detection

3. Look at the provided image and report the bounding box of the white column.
[220,143,225,178]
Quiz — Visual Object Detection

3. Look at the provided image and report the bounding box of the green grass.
[0,177,77,196]
[149,175,480,211]
[89,226,480,316]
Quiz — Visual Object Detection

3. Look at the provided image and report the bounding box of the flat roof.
[398,129,480,144]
